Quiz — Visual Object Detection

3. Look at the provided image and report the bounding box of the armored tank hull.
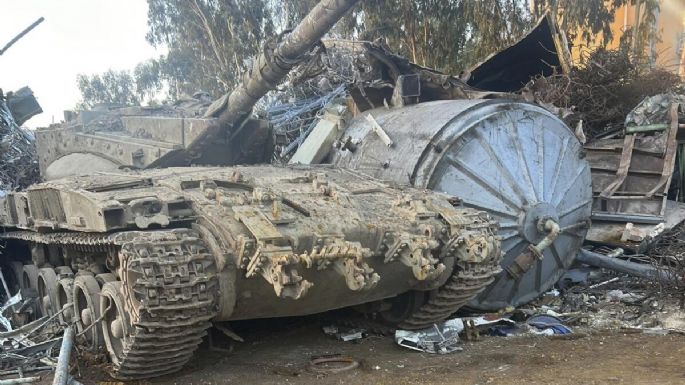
[0,165,501,379]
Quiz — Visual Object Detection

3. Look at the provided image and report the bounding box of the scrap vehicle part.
[36,268,59,317]
[0,165,501,379]
[585,103,681,223]
[333,99,592,311]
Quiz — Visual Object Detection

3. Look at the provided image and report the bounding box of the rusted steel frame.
[599,134,636,198]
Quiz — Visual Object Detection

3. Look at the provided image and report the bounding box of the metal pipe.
[532,219,560,254]
[625,123,669,133]
[625,123,685,133]
[51,327,74,385]
[0,17,45,56]
[505,219,560,279]
[577,249,679,283]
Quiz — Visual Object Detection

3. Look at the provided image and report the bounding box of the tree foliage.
[77,0,664,108]
[532,0,661,56]
[347,0,532,73]
[76,70,140,110]
[146,0,274,97]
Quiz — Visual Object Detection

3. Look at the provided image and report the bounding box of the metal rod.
[51,327,74,385]
[0,366,53,376]
[625,123,668,133]
[0,377,41,385]
[0,267,10,298]
[625,123,685,133]
[577,249,678,283]
[0,17,45,56]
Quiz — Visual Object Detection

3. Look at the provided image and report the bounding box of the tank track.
[0,229,219,380]
[112,230,218,379]
[398,214,502,330]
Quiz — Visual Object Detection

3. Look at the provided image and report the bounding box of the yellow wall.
[570,0,685,75]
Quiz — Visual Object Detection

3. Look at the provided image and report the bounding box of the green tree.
[76,70,140,110]
[133,58,164,102]
[146,0,274,97]
[78,0,664,109]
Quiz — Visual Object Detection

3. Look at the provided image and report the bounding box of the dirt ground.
[32,315,679,385]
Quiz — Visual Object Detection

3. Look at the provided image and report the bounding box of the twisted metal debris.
[0,93,39,192]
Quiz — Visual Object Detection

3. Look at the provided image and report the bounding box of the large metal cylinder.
[333,99,593,310]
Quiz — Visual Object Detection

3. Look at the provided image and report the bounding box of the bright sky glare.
[0,0,164,128]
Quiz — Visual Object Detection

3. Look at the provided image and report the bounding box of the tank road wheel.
[100,282,132,371]
[73,274,105,351]
[103,230,219,380]
[37,268,59,317]
[56,277,75,324]
[22,264,42,318]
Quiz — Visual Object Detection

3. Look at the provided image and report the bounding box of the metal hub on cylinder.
[519,203,559,244]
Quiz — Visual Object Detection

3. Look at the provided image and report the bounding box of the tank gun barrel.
[186,0,359,158]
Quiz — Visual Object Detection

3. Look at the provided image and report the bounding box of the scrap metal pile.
[0,88,40,193]
[261,39,499,163]
[0,270,78,384]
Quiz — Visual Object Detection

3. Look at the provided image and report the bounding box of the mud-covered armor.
[0,165,501,379]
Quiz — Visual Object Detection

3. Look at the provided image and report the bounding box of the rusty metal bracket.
[600,134,636,198]
[645,103,680,198]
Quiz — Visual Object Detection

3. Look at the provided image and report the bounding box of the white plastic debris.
[394,318,464,354]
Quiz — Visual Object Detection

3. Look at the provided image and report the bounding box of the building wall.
[569,0,685,76]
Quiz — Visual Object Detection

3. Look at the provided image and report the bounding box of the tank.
[0,165,501,379]
[332,99,593,310]
[30,0,590,315]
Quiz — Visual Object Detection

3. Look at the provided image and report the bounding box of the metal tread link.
[397,216,502,330]
[112,230,219,380]
[0,230,115,249]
